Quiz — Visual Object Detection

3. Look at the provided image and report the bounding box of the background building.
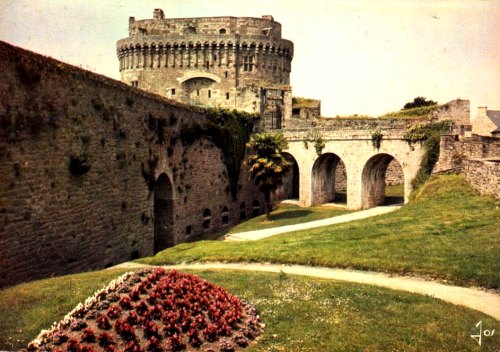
[117,9,294,128]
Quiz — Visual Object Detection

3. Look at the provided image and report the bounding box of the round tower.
[116,9,294,123]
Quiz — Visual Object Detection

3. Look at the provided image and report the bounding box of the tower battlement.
[117,9,294,126]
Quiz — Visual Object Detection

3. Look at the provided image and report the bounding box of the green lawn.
[228,204,352,234]
[140,175,500,289]
[1,269,497,351]
[0,268,130,351]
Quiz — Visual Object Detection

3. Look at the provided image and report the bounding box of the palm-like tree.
[247,133,291,219]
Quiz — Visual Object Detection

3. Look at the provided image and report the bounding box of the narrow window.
[171,88,176,95]
[197,89,200,96]
[202,209,212,230]
[239,202,246,220]
[252,200,260,217]
[226,92,230,100]
[243,56,254,72]
[221,206,229,226]
[185,225,192,235]
[225,71,228,78]
[208,90,211,98]
[131,80,138,87]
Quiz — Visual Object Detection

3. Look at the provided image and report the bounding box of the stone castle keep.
[117,9,293,129]
[0,10,499,288]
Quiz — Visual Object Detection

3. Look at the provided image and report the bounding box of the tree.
[247,133,291,219]
[403,97,437,110]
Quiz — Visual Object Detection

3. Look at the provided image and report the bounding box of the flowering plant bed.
[27,268,263,351]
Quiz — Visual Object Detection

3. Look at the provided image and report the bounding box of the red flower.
[96,315,111,330]
[146,336,164,352]
[80,327,96,342]
[107,305,122,320]
[97,332,114,347]
[169,333,186,351]
[124,340,143,352]
[66,338,81,352]
[115,318,136,342]
[204,324,218,342]
[120,296,133,310]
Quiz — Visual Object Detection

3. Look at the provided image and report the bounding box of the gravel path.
[116,262,500,321]
[224,205,401,241]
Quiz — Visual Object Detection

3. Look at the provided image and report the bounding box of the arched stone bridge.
[273,125,425,210]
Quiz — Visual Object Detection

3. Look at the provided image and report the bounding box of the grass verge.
[229,204,352,233]
[1,269,497,351]
[0,268,130,351]
[140,175,500,289]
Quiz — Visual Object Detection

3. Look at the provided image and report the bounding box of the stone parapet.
[463,159,500,198]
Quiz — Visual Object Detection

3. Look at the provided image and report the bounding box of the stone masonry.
[116,9,293,128]
[0,41,263,288]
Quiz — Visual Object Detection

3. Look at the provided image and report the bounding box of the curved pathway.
[117,261,500,321]
[224,204,401,241]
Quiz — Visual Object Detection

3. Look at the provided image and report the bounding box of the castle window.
[202,209,212,230]
[208,90,211,98]
[131,80,138,88]
[243,56,254,72]
[171,88,176,95]
[185,225,193,235]
[197,89,200,96]
[221,206,229,225]
[219,28,227,34]
[239,202,246,220]
[226,92,230,100]
[252,200,261,217]
[225,71,228,78]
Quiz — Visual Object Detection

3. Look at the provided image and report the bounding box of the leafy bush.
[403,121,452,190]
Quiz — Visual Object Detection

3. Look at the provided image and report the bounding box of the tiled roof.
[487,110,500,132]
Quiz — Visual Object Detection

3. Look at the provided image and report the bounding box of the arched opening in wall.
[182,77,216,107]
[311,153,347,205]
[361,154,405,209]
[239,202,246,220]
[384,158,405,205]
[274,152,299,202]
[202,209,212,231]
[153,173,174,254]
[252,200,261,217]
[221,206,229,226]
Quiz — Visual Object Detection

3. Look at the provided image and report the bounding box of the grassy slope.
[228,204,352,233]
[0,268,130,350]
[140,175,500,289]
[1,269,497,351]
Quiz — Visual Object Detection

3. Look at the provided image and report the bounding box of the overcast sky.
[1,0,499,117]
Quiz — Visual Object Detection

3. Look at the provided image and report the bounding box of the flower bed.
[27,268,263,351]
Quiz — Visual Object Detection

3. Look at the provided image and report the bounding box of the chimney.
[153,8,165,19]
[476,106,488,120]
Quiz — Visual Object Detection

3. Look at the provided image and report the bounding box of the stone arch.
[274,152,299,201]
[153,173,174,254]
[181,76,218,107]
[311,153,347,205]
[361,153,405,208]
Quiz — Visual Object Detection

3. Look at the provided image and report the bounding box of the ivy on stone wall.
[371,128,382,149]
[403,121,452,191]
[180,108,258,199]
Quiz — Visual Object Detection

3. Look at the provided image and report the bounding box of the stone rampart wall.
[0,41,261,288]
[463,159,500,198]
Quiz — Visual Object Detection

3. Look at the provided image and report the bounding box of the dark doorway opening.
[154,173,174,253]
